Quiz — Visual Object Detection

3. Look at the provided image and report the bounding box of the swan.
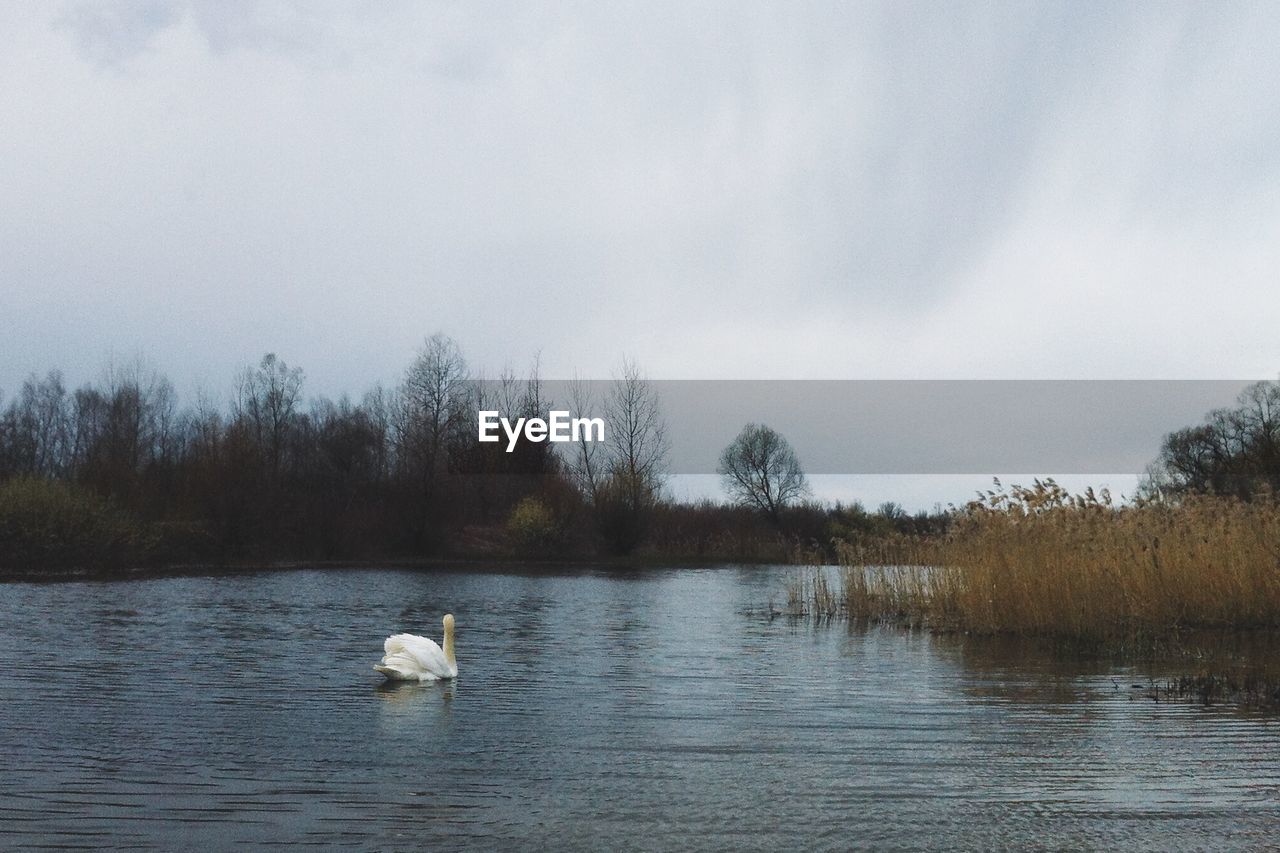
[374,614,458,682]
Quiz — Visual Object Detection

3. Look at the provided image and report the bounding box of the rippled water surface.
[3,566,1280,850]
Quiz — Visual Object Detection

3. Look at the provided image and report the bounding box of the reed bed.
[832,480,1280,643]
[780,569,840,617]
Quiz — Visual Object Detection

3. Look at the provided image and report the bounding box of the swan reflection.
[373,678,455,708]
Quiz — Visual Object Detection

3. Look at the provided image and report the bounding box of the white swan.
[375,614,458,682]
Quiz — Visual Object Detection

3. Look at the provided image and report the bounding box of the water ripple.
[2,567,1279,849]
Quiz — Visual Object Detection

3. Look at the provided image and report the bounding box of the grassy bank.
[829,481,1280,642]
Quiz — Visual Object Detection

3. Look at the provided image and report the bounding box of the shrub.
[0,477,145,575]
[506,496,562,556]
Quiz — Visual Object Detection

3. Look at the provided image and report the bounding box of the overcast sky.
[4,0,1279,400]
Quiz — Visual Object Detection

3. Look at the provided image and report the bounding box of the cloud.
[2,1,1279,405]
[55,1,182,66]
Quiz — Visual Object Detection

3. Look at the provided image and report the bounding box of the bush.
[506,496,563,556]
[0,477,145,575]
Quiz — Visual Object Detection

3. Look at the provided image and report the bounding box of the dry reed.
[781,568,841,618]
[834,480,1280,642]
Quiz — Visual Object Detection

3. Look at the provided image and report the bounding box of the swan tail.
[375,650,440,682]
[374,664,439,682]
[374,663,425,681]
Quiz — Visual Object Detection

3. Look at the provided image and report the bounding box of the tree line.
[10,340,1264,576]
[0,335,685,562]
[7,335,914,572]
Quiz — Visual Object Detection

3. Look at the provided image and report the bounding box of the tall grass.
[835,480,1280,642]
[782,568,840,617]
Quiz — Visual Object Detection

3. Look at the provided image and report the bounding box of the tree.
[718,422,809,525]
[1,371,71,479]
[877,501,904,522]
[397,333,469,546]
[235,353,304,486]
[399,334,468,487]
[68,359,178,510]
[1143,378,1280,500]
[564,375,604,503]
[596,358,668,553]
[304,395,384,557]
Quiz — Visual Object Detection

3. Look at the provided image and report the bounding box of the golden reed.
[834,479,1280,642]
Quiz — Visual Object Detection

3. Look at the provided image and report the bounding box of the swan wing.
[380,633,453,680]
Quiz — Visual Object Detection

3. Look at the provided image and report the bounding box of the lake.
[2,565,1278,850]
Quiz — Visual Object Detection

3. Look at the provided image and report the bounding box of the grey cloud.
[3,1,1279,401]
[57,0,182,65]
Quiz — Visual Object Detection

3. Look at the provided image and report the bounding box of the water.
[2,566,1278,850]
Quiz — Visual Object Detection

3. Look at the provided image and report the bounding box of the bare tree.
[1237,379,1280,476]
[1144,377,1280,499]
[605,358,668,491]
[877,501,905,522]
[5,371,72,478]
[512,352,554,475]
[235,353,304,484]
[565,375,603,502]
[55,358,179,501]
[105,358,177,474]
[718,422,809,525]
[361,383,397,484]
[399,333,468,499]
[596,358,668,552]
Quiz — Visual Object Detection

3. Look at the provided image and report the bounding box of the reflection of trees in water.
[375,679,454,702]
[506,589,555,671]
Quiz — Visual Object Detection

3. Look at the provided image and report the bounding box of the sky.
[3,2,1279,506]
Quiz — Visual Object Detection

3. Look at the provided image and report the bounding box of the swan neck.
[443,619,455,665]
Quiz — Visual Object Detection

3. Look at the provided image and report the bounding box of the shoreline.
[0,553,799,584]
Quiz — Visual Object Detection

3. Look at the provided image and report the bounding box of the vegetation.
[568,358,671,554]
[718,422,809,526]
[1144,379,1280,500]
[0,478,146,575]
[9,338,1277,620]
[506,496,565,557]
[829,479,1280,643]
[5,342,908,575]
